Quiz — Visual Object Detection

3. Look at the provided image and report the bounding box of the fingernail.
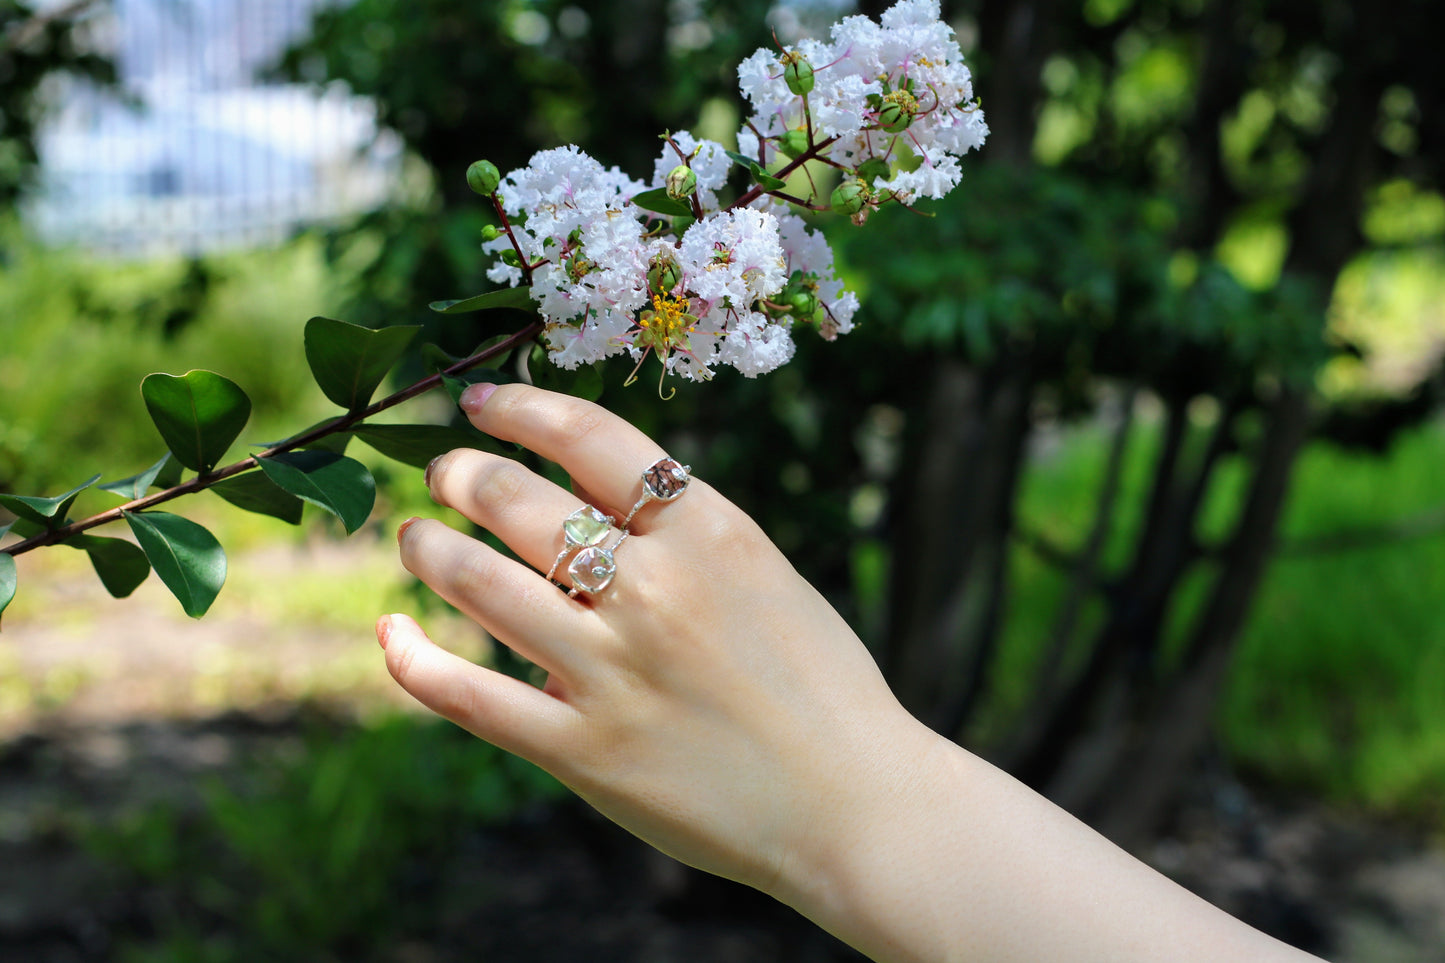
[459,381,498,414]
[376,614,393,650]
[396,516,420,543]
[424,454,441,488]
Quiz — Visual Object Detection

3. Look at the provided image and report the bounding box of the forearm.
[772,720,1324,963]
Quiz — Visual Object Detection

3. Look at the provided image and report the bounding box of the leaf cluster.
[847,162,1330,410]
[1,312,529,621]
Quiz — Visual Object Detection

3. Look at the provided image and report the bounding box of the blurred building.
[25,0,401,256]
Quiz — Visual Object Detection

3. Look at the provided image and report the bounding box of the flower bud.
[782,52,815,96]
[466,159,501,196]
[480,224,503,242]
[665,164,698,200]
[500,248,521,267]
[857,158,891,185]
[778,128,810,160]
[830,179,869,217]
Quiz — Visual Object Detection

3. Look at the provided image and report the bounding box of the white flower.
[718,313,797,377]
[677,208,788,315]
[875,152,962,201]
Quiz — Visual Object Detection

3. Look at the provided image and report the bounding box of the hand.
[378,382,931,896]
[378,383,1324,963]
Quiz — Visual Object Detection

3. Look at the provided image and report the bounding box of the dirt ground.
[2,539,1444,961]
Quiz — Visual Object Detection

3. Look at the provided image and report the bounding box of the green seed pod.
[782,53,815,96]
[857,158,891,185]
[665,164,698,200]
[500,248,521,267]
[466,159,501,196]
[877,101,912,134]
[778,128,810,160]
[830,179,869,217]
[788,289,819,317]
[480,224,502,242]
[647,254,682,295]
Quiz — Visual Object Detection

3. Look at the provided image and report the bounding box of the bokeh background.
[2,0,1443,960]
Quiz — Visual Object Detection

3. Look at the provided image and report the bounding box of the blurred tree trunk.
[883,357,1032,732]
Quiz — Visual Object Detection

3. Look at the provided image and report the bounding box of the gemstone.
[643,458,690,501]
[568,546,616,593]
[563,506,613,547]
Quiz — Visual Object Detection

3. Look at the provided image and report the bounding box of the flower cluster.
[737,0,987,207]
[471,0,983,389]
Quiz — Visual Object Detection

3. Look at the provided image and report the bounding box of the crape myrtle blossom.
[736,0,986,204]
[471,0,983,388]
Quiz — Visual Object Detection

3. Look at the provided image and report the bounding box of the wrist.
[767,713,963,963]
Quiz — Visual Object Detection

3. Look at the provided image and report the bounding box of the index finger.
[459,382,685,530]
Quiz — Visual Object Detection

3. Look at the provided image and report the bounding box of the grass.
[0,225,345,506]
[1223,420,1445,820]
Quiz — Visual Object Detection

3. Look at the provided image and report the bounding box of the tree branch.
[1,319,544,558]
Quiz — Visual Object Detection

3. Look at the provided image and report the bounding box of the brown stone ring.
[620,457,691,530]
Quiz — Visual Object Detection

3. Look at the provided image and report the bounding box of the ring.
[545,505,616,584]
[567,529,629,598]
[620,457,691,529]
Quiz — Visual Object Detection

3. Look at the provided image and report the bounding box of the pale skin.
[378,381,1326,963]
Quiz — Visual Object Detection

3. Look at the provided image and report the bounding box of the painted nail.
[396,516,420,543]
[424,454,441,488]
[376,614,393,650]
[459,381,498,415]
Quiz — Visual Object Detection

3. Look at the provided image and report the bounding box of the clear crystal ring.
[620,457,691,530]
[545,505,616,585]
[566,529,629,598]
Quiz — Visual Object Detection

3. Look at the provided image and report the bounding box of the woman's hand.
[378,382,931,896]
[378,382,1323,963]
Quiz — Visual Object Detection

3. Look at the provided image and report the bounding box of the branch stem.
[2,319,544,559]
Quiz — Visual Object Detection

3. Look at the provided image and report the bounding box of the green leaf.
[0,474,102,528]
[752,168,788,191]
[142,370,252,474]
[123,511,227,618]
[0,553,15,621]
[424,334,518,376]
[210,471,306,524]
[304,317,421,412]
[257,451,376,535]
[261,419,354,455]
[71,535,151,598]
[428,287,536,314]
[3,518,43,540]
[441,374,473,406]
[630,187,694,218]
[350,424,492,468]
[100,453,179,500]
[723,150,786,190]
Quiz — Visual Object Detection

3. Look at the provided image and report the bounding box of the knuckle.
[471,458,533,519]
[540,397,609,450]
[451,548,503,600]
[434,674,482,723]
